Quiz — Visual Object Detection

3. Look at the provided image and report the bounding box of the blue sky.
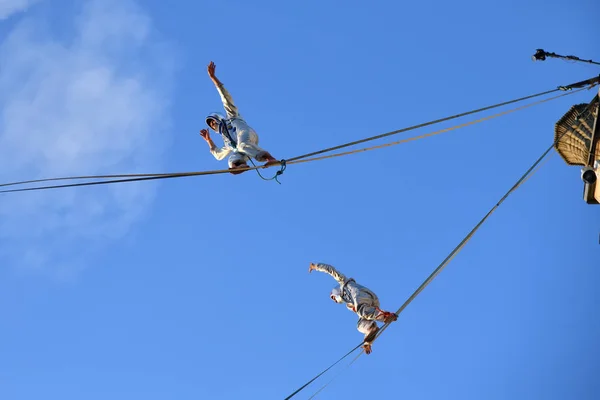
[0,0,598,399]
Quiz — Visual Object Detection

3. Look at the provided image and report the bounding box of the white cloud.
[0,0,176,278]
[0,0,38,20]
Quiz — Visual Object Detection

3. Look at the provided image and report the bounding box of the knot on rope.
[274,159,287,184]
[250,159,287,184]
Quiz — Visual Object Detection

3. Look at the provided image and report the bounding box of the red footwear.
[376,307,398,323]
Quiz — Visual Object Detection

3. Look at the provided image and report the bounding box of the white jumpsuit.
[312,263,388,340]
[206,82,271,168]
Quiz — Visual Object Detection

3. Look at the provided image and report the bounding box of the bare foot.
[259,152,278,167]
[263,159,280,167]
[382,311,398,324]
[229,164,249,175]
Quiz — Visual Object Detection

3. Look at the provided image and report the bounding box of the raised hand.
[207,61,217,79]
[200,129,211,141]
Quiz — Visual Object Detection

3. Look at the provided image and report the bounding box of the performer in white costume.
[199,61,277,174]
[309,262,398,354]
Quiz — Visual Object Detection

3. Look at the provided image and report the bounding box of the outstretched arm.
[207,61,239,119]
[308,262,348,286]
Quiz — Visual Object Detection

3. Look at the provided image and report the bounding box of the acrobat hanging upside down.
[309,262,398,354]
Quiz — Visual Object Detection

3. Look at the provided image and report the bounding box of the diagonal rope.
[280,93,572,400]
[304,152,555,400]
[307,348,364,400]
[284,121,569,399]
[283,90,558,162]
[286,88,583,168]
[282,343,363,400]
[376,140,557,339]
[285,74,599,163]
[0,84,591,195]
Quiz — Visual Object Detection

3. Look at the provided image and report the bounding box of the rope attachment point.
[274,159,287,184]
[250,159,287,184]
